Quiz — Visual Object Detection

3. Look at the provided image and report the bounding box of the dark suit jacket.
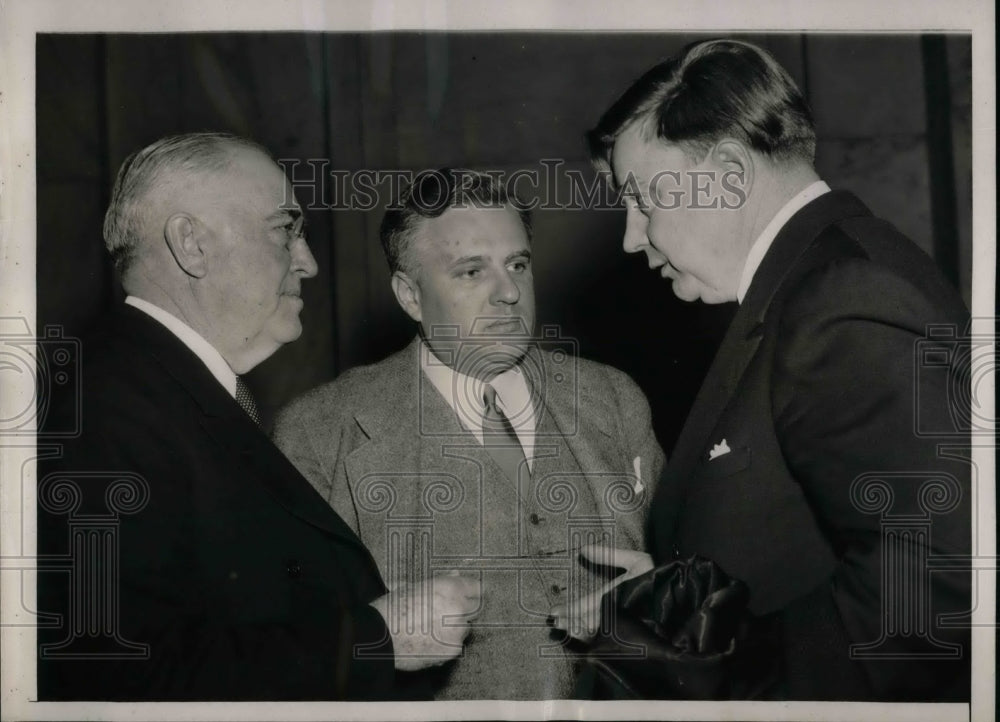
[648,191,971,701]
[36,306,396,700]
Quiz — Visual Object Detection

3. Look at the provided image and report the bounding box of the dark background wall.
[36,32,972,453]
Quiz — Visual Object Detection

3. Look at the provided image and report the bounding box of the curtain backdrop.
[36,32,972,449]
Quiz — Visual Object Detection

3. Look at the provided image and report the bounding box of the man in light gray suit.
[274,169,664,699]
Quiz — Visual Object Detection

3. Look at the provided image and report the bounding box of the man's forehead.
[222,149,300,206]
[414,206,528,258]
[612,130,693,193]
[277,179,302,213]
[420,205,525,235]
[610,121,654,174]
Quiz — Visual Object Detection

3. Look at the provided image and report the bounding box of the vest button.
[286,560,302,578]
[528,513,540,525]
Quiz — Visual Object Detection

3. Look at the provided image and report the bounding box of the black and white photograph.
[0,1,995,720]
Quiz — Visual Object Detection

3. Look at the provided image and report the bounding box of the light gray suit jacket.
[274,338,665,699]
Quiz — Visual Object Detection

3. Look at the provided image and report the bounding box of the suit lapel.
[343,340,484,527]
[667,304,764,474]
[526,349,623,520]
[199,414,375,548]
[115,306,370,549]
[527,348,615,444]
[668,191,873,477]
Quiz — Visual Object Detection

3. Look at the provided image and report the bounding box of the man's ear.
[710,139,754,197]
[163,213,208,278]
[390,270,422,323]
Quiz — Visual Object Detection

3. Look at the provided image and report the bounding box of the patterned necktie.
[235,375,261,426]
[482,383,527,482]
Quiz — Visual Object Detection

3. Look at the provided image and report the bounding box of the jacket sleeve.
[769,258,971,701]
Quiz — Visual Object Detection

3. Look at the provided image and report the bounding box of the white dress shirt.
[125,295,237,398]
[736,180,831,304]
[420,341,536,470]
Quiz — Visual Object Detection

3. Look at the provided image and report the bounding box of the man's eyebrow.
[267,208,302,222]
[505,249,532,263]
[447,254,487,269]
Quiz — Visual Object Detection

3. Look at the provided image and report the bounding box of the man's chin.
[695,286,735,305]
[269,317,304,345]
[454,338,530,379]
[670,278,731,304]
[670,278,702,303]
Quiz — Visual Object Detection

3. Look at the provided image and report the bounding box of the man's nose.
[293,238,319,278]
[490,269,521,305]
[622,205,649,254]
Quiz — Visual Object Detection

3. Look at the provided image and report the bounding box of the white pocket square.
[632,456,644,493]
[708,439,731,460]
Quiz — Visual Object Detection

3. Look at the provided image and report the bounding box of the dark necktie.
[235,375,261,426]
[482,383,527,483]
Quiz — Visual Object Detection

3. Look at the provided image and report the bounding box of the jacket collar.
[111,305,373,549]
[348,337,615,444]
[667,190,872,473]
[112,305,245,422]
[740,190,872,335]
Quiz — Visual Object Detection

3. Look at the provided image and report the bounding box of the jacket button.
[529,513,540,525]
[286,560,302,578]
[551,584,563,595]
[673,547,681,559]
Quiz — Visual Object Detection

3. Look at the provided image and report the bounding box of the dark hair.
[587,39,816,181]
[379,168,533,275]
[104,132,270,276]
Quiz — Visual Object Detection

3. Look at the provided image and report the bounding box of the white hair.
[103,132,269,277]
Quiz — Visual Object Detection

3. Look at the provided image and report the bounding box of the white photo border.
[1,1,994,721]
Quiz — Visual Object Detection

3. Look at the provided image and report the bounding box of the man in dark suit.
[274,169,664,699]
[36,133,479,700]
[555,39,971,701]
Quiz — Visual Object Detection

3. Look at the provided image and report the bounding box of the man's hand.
[548,544,653,642]
[370,571,481,672]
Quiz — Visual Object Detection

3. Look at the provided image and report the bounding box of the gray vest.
[353,387,621,699]
[435,401,608,700]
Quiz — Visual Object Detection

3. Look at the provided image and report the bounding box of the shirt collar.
[736,180,831,304]
[418,340,534,435]
[125,295,237,398]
